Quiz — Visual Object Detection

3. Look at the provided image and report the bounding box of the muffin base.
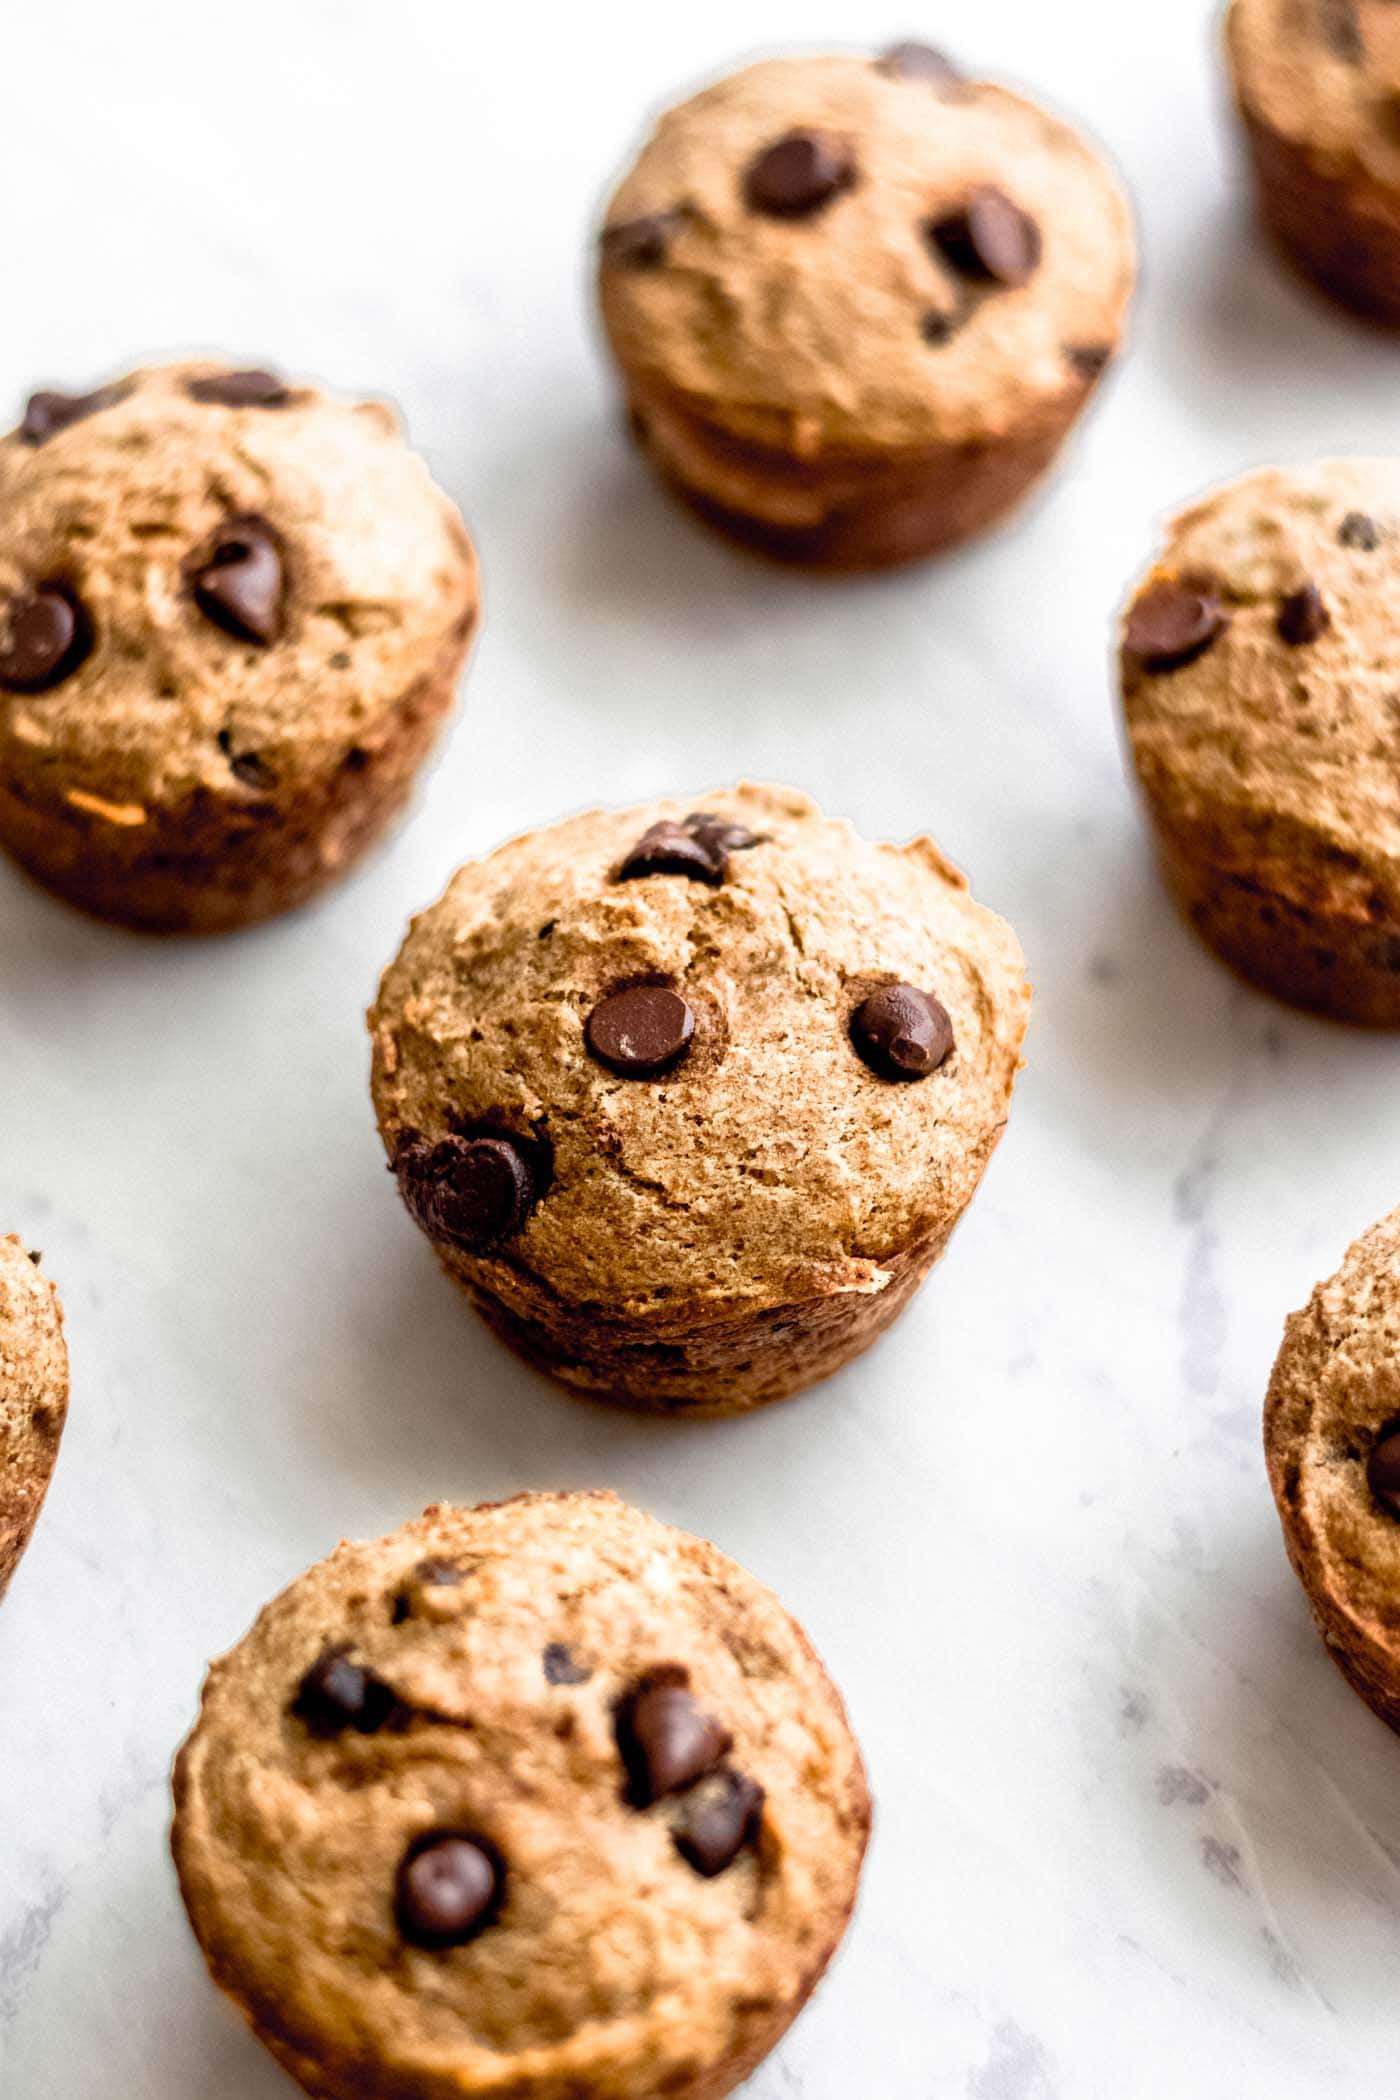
[0,613,475,934]
[1237,101,1400,327]
[443,1220,952,1417]
[625,377,1104,572]
[1152,825,1400,1027]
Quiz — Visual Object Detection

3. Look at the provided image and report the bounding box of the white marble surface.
[5,2,1400,2093]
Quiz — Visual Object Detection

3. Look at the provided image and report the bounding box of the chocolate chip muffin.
[0,1236,68,1600]
[1227,0,1400,324]
[1119,459,1400,1024]
[597,44,1135,569]
[1264,1205,1400,1732]
[172,1491,870,2100]
[0,360,478,932]
[369,784,1030,1415]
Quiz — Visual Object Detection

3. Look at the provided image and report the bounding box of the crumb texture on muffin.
[173,1491,871,2100]
[1229,0,1400,168]
[0,1234,68,1598]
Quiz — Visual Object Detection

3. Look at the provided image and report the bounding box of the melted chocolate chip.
[1066,343,1112,380]
[0,586,92,693]
[396,1833,503,1948]
[293,1649,397,1736]
[617,1673,731,1806]
[619,820,728,886]
[586,984,695,1078]
[20,386,120,445]
[1123,580,1229,671]
[1278,583,1330,646]
[1369,1426,1400,1515]
[1339,511,1381,550]
[187,368,291,408]
[850,984,954,1082]
[673,1768,765,1877]
[685,812,762,855]
[543,1642,592,1686]
[190,516,285,645]
[601,210,687,269]
[394,1133,536,1251]
[392,1558,463,1624]
[744,131,856,219]
[877,40,962,87]
[929,188,1041,286]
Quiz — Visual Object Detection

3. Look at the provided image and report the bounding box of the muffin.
[0,1236,68,1600]
[1119,458,1400,1024]
[369,783,1029,1416]
[0,360,478,932]
[1227,0,1400,325]
[1265,1205,1400,1732]
[596,44,1135,569]
[172,1490,870,2100]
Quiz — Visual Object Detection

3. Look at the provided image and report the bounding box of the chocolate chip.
[0,586,92,693]
[673,1768,765,1877]
[293,1649,397,1736]
[190,516,285,645]
[543,1642,592,1686]
[586,984,696,1078]
[619,820,728,886]
[396,1833,503,1949]
[1318,0,1362,60]
[744,131,856,219]
[929,188,1041,287]
[1123,580,1229,671]
[616,1674,731,1805]
[187,368,291,408]
[878,40,962,87]
[1369,1427,1400,1515]
[1278,583,1330,646]
[685,812,763,855]
[601,210,686,269]
[233,751,277,789]
[1339,511,1381,550]
[20,386,119,445]
[850,984,954,1082]
[392,1558,463,1624]
[921,310,960,346]
[1067,343,1112,379]
[394,1133,536,1251]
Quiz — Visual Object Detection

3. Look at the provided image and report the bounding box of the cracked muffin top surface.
[173,1491,870,2099]
[369,783,1029,1319]
[598,51,1134,456]
[1121,460,1400,904]
[0,359,476,814]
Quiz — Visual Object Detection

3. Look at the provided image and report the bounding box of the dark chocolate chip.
[231,750,277,790]
[878,40,962,87]
[1369,1426,1400,1515]
[1278,583,1331,646]
[1067,343,1112,379]
[1318,0,1362,60]
[619,820,728,886]
[0,586,92,693]
[293,1649,397,1736]
[684,812,763,855]
[921,309,960,345]
[392,1558,463,1623]
[617,1674,731,1805]
[929,187,1041,286]
[601,210,687,270]
[744,130,856,219]
[1123,580,1230,671]
[850,984,954,1082]
[543,1642,592,1686]
[187,368,291,408]
[673,1768,765,1877]
[1339,511,1381,550]
[395,1832,503,1948]
[586,984,695,1077]
[394,1133,535,1251]
[190,516,285,645]
[20,386,119,445]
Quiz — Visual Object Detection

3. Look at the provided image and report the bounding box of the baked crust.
[0,1235,68,1599]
